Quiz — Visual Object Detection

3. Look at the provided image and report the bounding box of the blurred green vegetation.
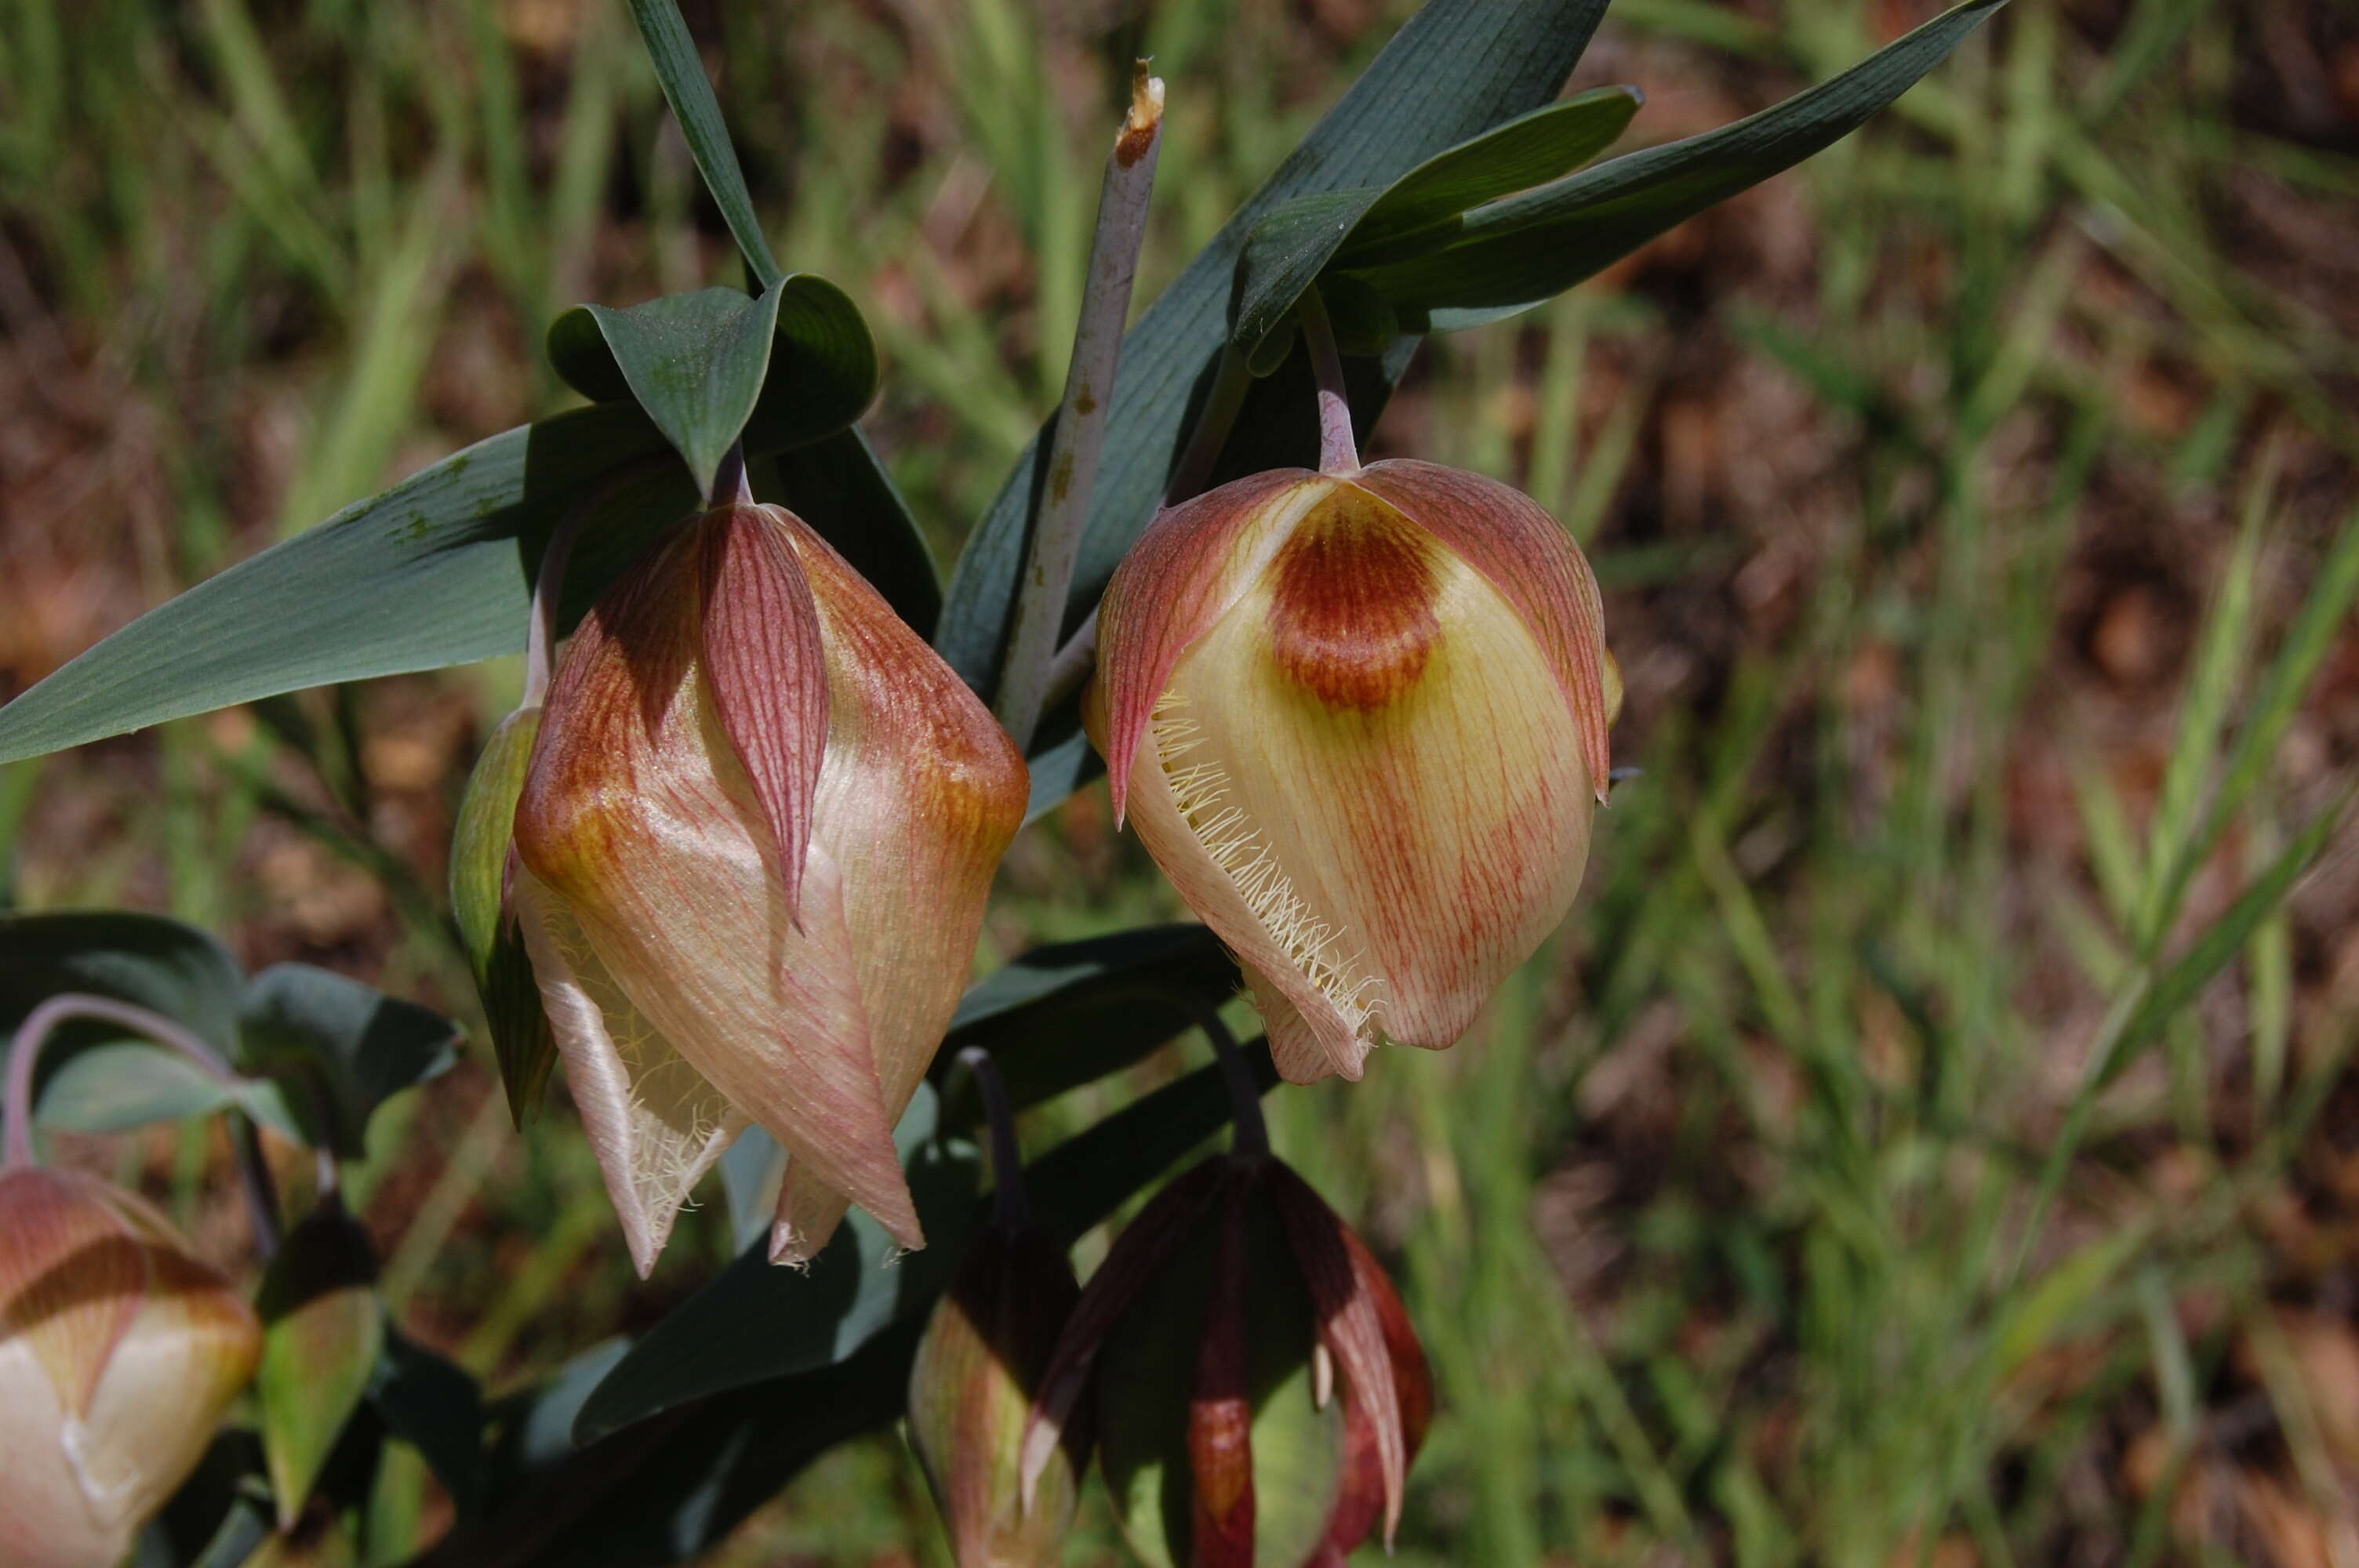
[5,0,2359,1562]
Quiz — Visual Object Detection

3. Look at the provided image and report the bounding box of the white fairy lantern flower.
[513,501,1029,1274]
[0,1167,264,1568]
[1089,460,1616,1086]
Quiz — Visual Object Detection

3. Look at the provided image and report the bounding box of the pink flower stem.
[4,993,283,1254]
[955,1047,1029,1229]
[1297,285,1359,475]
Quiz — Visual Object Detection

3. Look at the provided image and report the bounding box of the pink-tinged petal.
[512,870,747,1278]
[764,505,1028,1262]
[1266,1162,1405,1543]
[697,505,828,922]
[1088,674,1374,1084]
[516,526,918,1261]
[1143,483,1594,1065]
[1350,459,1615,801]
[908,1224,1086,1565]
[0,1171,260,1568]
[1242,966,1361,1088]
[1188,1185,1256,1567]
[1093,470,1328,820]
[1020,1160,1227,1508]
[0,1170,143,1417]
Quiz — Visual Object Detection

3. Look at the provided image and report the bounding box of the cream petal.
[1095,470,1332,819]
[514,871,746,1278]
[1146,487,1594,1070]
[0,1171,143,1418]
[1350,461,1614,801]
[0,1335,118,1568]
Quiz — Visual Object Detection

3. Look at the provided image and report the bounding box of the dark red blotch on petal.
[1265,486,1441,713]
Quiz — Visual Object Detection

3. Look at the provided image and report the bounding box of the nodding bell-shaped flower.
[1089,460,1616,1085]
[0,1167,264,1568]
[907,1219,1087,1566]
[512,502,1028,1275]
[1019,1155,1432,1568]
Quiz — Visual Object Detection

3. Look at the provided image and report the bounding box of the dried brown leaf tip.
[1022,1156,1430,1567]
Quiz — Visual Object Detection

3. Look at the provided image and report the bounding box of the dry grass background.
[6,0,2359,1562]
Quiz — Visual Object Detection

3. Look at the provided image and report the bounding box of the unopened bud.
[0,1167,262,1568]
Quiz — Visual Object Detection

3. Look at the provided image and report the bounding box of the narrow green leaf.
[1230,188,1385,360]
[1335,85,1646,263]
[2145,506,2359,949]
[623,0,782,290]
[1343,0,2008,329]
[2106,790,2351,1083]
[0,316,881,764]
[371,1329,488,1520]
[937,0,1614,698]
[256,1199,384,1527]
[238,964,459,1158]
[570,1085,981,1445]
[934,924,1238,1118]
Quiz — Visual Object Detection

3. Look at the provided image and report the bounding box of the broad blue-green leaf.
[936,0,1615,702]
[32,1041,242,1133]
[0,331,883,767]
[547,277,878,499]
[554,287,781,498]
[935,924,1238,1117]
[1345,0,2008,329]
[0,909,244,1054]
[1227,84,1645,359]
[238,964,459,1157]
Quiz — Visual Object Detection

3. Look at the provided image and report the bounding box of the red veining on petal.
[1264,488,1440,712]
[1188,1182,1256,1566]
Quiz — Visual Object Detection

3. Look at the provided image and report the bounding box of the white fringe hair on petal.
[1150,690,1381,1038]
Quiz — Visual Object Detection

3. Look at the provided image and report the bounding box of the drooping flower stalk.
[5,993,282,1254]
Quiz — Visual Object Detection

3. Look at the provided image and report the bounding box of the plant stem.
[956,1047,1029,1228]
[1164,345,1252,507]
[1197,1007,1268,1159]
[1297,285,1359,474]
[1034,345,1252,713]
[3,992,283,1254]
[994,63,1165,750]
[708,441,750,510]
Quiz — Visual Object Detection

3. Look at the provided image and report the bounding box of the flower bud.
[513,502,1027,1274]
[1089,461,1615,1085]
[0,1167,264,1568]
[907,1221,1085,1566]
[1022,1157,1430,1567]
[449,705,555,1126]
